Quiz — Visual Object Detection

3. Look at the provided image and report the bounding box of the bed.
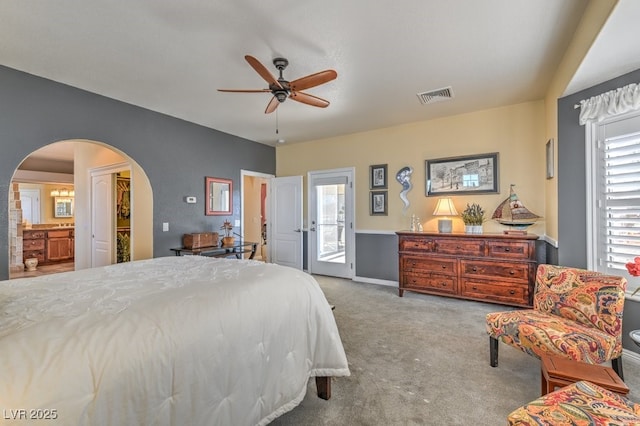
[0,256,349,425]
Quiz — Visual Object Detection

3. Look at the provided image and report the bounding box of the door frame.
[240,170,275,260]
[307,167,355,278]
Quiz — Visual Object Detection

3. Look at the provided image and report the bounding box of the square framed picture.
[370,190,388,215]
[425,152,499,196]
[370,164,388,189]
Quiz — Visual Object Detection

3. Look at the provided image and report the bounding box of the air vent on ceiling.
[416,86,454,105]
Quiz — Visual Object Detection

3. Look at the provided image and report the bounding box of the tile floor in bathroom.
[10,261,75,279]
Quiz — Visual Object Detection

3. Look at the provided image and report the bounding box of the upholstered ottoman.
[508,381,640,425]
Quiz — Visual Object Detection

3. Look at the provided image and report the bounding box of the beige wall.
[17,182,75,226]
[277,100,546,236]
[42,184,75,225]
[74,140,153,270]
[542,0,617,243]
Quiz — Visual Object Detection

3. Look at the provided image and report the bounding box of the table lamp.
[433,197,458,233]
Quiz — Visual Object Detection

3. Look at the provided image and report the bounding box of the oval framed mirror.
[205,177,232,216]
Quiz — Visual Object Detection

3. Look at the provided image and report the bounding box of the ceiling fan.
[218,55,337,114]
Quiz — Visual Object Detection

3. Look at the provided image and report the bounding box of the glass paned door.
[309,169,353,278]
[315,183,346,265]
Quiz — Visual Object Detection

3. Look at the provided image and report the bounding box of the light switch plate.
[185,196,196,203]
[162,222,169,232]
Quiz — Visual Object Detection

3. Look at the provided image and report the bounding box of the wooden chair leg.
[490,336,499,367]
[612,356,624,381]
[316,376,331,400]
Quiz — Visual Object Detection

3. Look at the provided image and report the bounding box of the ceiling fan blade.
[245,55,283,90]
[217,89,271,93]
[265,96,280,114]
[290,70,337,91]
[289,91,330,108]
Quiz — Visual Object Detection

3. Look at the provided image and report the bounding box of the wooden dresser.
[23,228,75,265]
[397,231,538,307]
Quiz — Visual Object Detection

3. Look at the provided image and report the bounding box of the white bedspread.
[0,256,349,425]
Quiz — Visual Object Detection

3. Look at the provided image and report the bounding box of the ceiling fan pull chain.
[276,109,279,134]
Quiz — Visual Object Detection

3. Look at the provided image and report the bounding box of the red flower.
[626,256,640,277]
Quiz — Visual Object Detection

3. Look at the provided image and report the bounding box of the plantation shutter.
[595,113,640,290]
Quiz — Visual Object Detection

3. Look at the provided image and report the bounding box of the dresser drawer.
[23,250,45,264]
[403,272,457,295]
[48,229,73,238]
[461,279,529,306]
[435,239,485,256]
[402,256,456,276]
[486,240,533,260]
[23,238,45,250]
[23,230,46,240]
[460,259,530,283]
[399,237,436,252]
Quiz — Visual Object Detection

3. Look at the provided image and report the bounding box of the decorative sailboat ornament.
[491,184,541,231]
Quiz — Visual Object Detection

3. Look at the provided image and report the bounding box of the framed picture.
[425,152,499,196]
[370,164,388,189]
[546,139,554,179]
[370,190,388,215]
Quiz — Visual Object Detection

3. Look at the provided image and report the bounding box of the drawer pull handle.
[456,245,461,249]
[441,265,447,269]
[411,262,417,266]
[472,286,478,290]
[441,282,447,287]
[509,270,515,275]
[504,247,510,252]
[509,290,515,295]
[472,267,477,272]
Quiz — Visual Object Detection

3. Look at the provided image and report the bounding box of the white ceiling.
[1,0,638,155]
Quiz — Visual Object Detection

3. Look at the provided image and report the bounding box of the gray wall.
[0,65,275,279]
[558,67,640,354]
[557,68,640,268]
[355,233,398,282]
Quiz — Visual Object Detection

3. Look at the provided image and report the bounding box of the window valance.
[578,82,640,125]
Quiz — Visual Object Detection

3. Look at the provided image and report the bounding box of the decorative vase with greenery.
[461,203,485,234]
[220,220,235,246]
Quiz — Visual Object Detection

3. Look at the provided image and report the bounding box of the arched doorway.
[9,139,153,278]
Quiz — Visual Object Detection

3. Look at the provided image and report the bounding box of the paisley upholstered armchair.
[486,264,626,379]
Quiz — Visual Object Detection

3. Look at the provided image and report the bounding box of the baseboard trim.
[353,276,398,287]
[623,348,640,363]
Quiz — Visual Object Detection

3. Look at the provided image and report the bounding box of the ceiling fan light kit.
[218,55,337,114]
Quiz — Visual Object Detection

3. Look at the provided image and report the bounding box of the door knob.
[294,228,302,232]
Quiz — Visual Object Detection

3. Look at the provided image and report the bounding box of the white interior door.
[270,176,303,270]
[91,173,114,267]
[309,168,354,278]
[19,189,41,224]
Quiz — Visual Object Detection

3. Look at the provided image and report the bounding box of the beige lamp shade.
[433,198,458,233]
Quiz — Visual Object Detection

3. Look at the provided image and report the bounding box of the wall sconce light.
[50,189,60,197]
[59,189,69,197]
[433,197,458,233]
[69,190,75,197]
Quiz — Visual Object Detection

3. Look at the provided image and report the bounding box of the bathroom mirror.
[205,177,232,216]
[54,196,74,218]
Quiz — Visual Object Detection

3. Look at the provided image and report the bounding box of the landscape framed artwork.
[369,164,388,189]
[370,190,388,215]
[425,152,499,196]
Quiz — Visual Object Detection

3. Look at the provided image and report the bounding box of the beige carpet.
[272,275,640,425]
